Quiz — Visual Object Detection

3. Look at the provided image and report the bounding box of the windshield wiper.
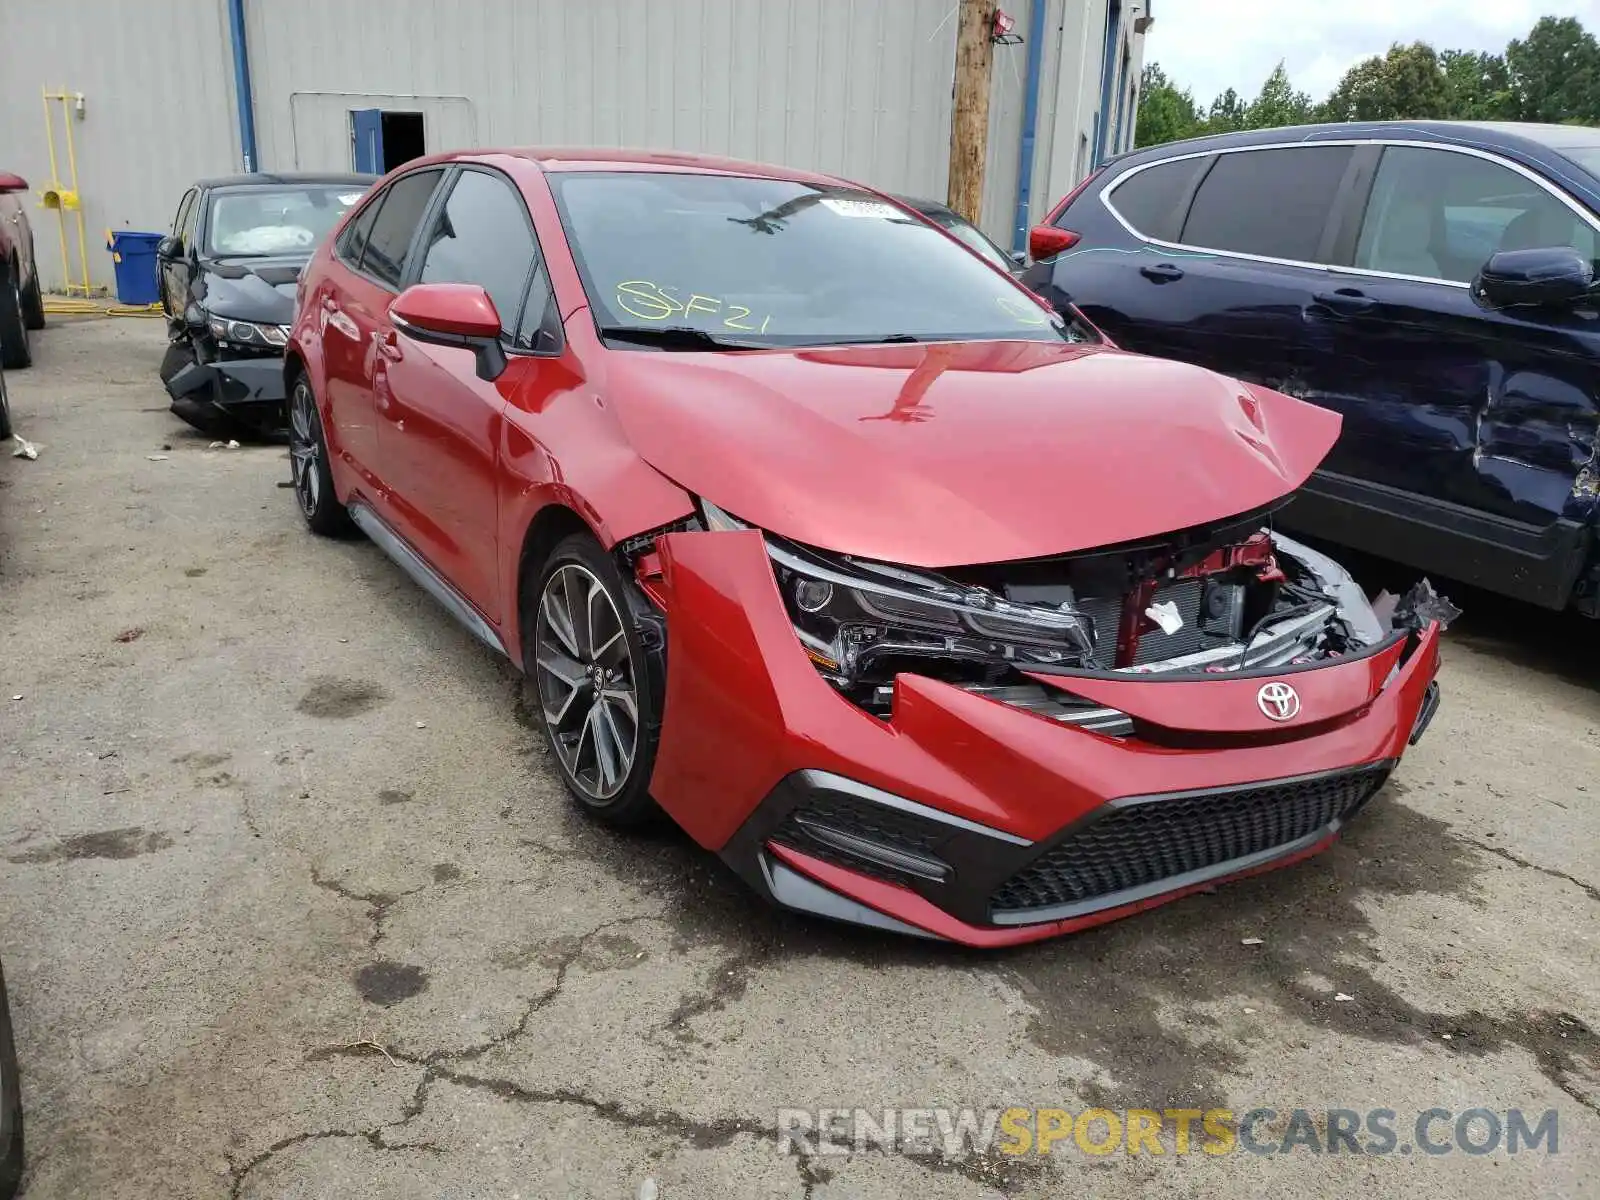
[597,325,767,351]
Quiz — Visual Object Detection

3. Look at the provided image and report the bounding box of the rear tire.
[20,250,43,331]
[287,373,353,537]
[0,262,30,370]
[524,533,663,826]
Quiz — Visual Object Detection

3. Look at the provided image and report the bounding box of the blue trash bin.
[106,230,165,305]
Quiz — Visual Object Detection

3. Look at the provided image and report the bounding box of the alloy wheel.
[534,563,640,802]
[288,380,321,518]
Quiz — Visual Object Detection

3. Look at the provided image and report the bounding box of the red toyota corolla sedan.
[284,148,1449,947]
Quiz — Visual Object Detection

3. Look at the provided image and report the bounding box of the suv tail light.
[1029,226,1080,259]
[1028,166,1106,262]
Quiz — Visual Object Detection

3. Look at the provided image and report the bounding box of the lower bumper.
[646,529,1443,946]
[162,347,286,428]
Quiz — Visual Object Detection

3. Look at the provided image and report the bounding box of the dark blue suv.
[1022,121,1600,616]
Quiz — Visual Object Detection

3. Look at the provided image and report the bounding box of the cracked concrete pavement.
[0,317,1596,1198]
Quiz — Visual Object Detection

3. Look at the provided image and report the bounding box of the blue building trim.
[1094,0,1122,167]
[226,0,260,172]
[1010,0,1050,254]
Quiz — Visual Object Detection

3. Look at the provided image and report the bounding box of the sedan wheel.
[288,380,321,518]
[286,375,352,537]
[535,562,641,802]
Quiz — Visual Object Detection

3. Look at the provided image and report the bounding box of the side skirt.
[347,501,510,661]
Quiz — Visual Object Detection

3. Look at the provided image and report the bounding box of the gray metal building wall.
[0,0,1142,290]
[0,0,239,290]
[244,1,964,208]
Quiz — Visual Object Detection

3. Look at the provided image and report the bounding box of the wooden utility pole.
[947,0,996,225]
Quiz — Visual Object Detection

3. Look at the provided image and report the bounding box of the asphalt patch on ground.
[296,677,390,719]
[354,960,430,1006]
[7,827,175,864]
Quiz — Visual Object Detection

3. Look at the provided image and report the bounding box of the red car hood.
[602,339,1340,567]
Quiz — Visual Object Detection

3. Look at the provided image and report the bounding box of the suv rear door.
[1284,143,1600,608]
[1088,145,1362,398]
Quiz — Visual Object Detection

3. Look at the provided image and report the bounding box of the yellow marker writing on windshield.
[614,279,773,332]
[996,295,1050,326]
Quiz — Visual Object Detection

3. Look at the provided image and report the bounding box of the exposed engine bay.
[749,504,1459,721]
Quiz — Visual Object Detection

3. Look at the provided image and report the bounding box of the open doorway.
[350,109,426,174]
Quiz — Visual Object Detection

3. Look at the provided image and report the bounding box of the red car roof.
[412,146,849,187]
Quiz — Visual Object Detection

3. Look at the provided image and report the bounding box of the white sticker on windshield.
[820,197,903,220]
[338,192,365,205]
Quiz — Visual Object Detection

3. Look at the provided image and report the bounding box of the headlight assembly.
[692,498,1100,689]
[208,315,289,348]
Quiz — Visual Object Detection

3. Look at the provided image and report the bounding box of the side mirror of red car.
[1027,224,1079,261]
[390,283,507,381]
[0,172,29,194]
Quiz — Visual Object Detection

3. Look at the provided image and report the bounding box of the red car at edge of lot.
[283,148,1447,947]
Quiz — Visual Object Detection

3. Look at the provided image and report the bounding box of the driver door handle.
[1139,263,1185,283]
[1311,288,1378,316]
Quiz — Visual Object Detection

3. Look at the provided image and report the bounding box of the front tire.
[0,262,30,370]
[526,533,663,826]
[287,374,352,536]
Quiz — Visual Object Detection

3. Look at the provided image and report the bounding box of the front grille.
[771,793,951,885]
[990,764,1390,917]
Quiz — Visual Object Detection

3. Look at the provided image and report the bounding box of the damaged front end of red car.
[629,499,1451,947]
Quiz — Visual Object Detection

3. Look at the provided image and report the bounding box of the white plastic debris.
[638,1179,659,1200]
[414,721,427,729]
[208,440,242,450]
[1145,600,1183,635]
[1240,937,1264,946]
[10,435,38,460]
[1243,1006,1257,1014]
[146,454,170,461]
[1334,992,1354,1002]
[228,439,240,449]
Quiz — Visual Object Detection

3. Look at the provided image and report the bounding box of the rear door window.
[338,193,384,267]
[1354,145,1599,284]
[416,169,537,337]
[1180,146,1354,263]
[359,168,444,289]
[1104,156,1211,242]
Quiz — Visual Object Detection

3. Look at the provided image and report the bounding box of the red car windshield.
[548,171,1066,347]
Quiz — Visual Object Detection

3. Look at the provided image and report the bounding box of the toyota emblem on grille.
[1257,681,1301,722]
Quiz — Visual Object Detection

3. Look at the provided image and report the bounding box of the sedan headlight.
[695,499,1099,688]
[208,315,289,347]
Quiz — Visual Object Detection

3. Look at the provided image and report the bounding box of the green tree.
[1247,61,1314,129]
[1320,42,1449,122]
[1440,50,1514,120]
[1506,16,1600,123]
[1133,63,1201,148]
[1204,87,1251,134]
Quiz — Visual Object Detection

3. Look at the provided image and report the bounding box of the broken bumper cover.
[163,353,287,425]
[645,529,1443,947]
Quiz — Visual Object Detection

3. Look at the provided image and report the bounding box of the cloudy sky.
[1143,0,1600,106]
